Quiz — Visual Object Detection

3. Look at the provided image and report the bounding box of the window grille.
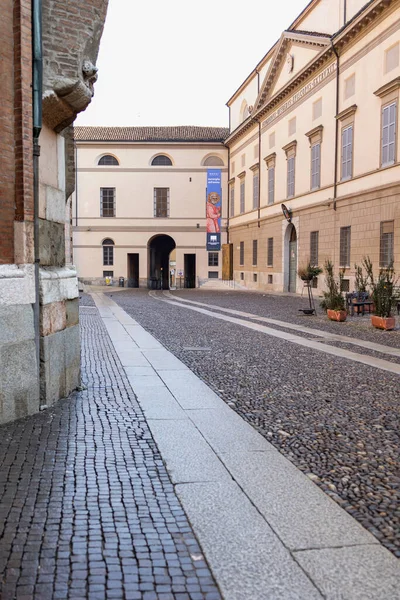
[100,188,115,217]
[239,242,244,266]
[154,188,169,217]
[151,155,172,166]
[380,221,394,267]
[252,240,258,266]
[339,226,351,267]
[310,231,319,266]
[267,238,274,267]
[208,252,219,267]
[98,155,119,166]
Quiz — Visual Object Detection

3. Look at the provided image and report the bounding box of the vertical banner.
[206,169,222,251]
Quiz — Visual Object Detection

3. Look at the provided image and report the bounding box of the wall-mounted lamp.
[196,223,200,229]
[189,177,192,182]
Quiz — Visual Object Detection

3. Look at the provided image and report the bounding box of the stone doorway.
[148,235,176,289]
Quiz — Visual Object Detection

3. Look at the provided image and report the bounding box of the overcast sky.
[76,0,306,128]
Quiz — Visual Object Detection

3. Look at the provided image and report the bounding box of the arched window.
[203,155,224,166]
[98,155,119,166]
[102,238,114,265]
[151,155,173,166]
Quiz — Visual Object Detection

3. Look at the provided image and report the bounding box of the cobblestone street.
[112,288,400,558]
[0,302,221,600]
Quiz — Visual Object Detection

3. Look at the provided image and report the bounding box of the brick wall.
[0,0,33,265]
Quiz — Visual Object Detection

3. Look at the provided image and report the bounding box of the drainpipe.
[227,146,230,244]
[75,142,78,226]
[257,70,261,229]
[344,0,347,25]
[32,0,42,401]
[331,39,340,212]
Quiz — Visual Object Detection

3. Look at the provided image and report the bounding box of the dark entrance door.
[184,254,196,288]
[289,226,297,293]
[148,235,176,289]
[127,253,139,288]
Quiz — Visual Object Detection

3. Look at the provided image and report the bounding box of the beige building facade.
[226,0,400,294]
[72,127,229,288]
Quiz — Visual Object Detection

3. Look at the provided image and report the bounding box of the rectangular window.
[154,187,169,217]
[103,245,114,266]
[382,102,396,166]
[239,241,244,266]
[311,143,321,190]
[231,161,235,175]
[100,188,115,217]
[385,43,399,73]
[380,221,394,267]
[310,231,319,266]
[253,273,258,282]
[254,144,259,159]
[103,271,114,278]
[230,186,235,217]
[208,252,219,267]
[268,274,273,284]
[252,240,258,266]
[341,125,353,180]
[241,153,246,167]
[269,132,275,148]
[240,180,245,213]
[340,226,351,267]
[252,172,259,210]
[344,74,355,100]
[208,271,219,279]
[287,156,295,198]
[268,167,275,205]
[267,237,274,267]
[288,117,296,136]
[313,98,322,121]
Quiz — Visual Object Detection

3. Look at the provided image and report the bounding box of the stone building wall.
[0,0,109,424]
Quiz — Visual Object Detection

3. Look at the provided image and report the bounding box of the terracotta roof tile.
[74,126,229,143]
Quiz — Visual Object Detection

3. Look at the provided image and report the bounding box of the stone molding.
[336,105,358,120]
[39,266,79,305]
[0,265,35,306]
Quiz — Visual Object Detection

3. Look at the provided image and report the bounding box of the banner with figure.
[206,169,222,251]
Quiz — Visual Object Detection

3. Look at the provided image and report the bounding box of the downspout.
[32,0,42,403]
[227,146,230,244]
[257,70,261,229]
[344,0,347,25]
[75,143,78,226]
[331,39,340,212]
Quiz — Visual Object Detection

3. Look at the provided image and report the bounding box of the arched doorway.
[148,234,176,289]
[284,224,298,293]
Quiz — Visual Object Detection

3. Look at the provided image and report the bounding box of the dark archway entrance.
[148,235,176,289]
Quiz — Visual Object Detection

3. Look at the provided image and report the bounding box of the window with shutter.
[380,221,394,267]
[230,186,235,217]
[382,102,396,166]
[252,172,259,210]
[268,167,275,205]
[311,143,321,190]
[310,231,319,266]
[287,157,295,198]
[340,226,351,267]
[341,125,353,180]
[239,242,244,266]
[252,240,258,266]
[267,238,274,267]
[240,180,245,213]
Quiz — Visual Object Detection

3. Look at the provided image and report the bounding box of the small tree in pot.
[297,261,323,282]
[363,257,397,330]
[320,259,347,321]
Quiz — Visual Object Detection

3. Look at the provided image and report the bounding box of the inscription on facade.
[263,63,337,127]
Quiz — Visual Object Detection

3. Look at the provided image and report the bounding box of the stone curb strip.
[92,292,400,600]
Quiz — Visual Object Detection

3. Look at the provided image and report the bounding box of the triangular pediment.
[254,31,331,111]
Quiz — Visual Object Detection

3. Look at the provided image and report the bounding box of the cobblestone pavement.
[0,305,221,600]
[112,289,400,558]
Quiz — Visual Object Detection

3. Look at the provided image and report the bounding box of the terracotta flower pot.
[371,315,395,330]
[327,309,347,322]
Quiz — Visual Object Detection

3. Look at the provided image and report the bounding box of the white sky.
[76,0,307,127]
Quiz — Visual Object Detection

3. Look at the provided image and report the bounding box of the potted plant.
[320,259,347,321]
[297,261,323,282]
[363,257,397,330]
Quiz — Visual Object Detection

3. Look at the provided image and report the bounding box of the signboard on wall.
[206,169,221,251]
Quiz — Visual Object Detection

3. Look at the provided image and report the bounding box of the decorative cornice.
[264,152,276,164]
[336,104,358,120]
[374,76,400,97]
[249,162,260,172]
[282,140,297,154]
[228,177,235,185]
[237,170,246,179]
[305,124,324,139]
